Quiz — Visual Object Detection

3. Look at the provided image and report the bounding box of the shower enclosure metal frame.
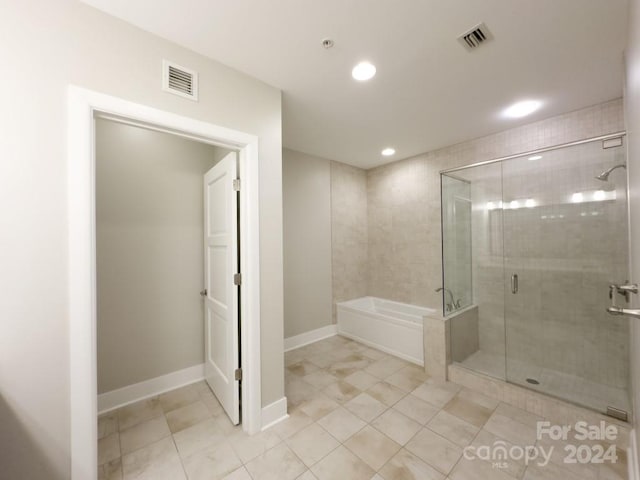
[439,131,630,418]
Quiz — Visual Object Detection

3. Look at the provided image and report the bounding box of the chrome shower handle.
[511,274,518,294]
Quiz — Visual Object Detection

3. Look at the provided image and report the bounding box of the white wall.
[0,1,283,478]
[96,119,227,393]
[282,149,332,337]
[625,0,640,462]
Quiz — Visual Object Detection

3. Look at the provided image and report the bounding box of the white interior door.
[204,151,240,425]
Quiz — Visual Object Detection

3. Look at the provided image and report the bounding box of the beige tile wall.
[366,99,624,309]
[331,161,369,321]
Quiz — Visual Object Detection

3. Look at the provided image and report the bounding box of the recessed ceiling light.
[352,61,376,81]
[381,147,395,156]
[503,100,542,119]
[528,155,542,161]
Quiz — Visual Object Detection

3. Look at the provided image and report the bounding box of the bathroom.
[6,1,640,480]
[283,99,631,479]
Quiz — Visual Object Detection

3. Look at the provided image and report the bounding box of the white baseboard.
[629,429,639,480]
[261,397,288,430]
[284,324,337,352]
[98,363,205,414]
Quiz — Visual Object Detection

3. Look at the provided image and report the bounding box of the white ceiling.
[82,0,629,169]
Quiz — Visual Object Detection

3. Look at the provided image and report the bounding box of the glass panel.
[502,140,630,414]
[441,174,472,313]
[443,162,506,380]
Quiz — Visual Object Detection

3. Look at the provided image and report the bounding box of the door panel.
[204,151,240,425]
[502,140,630,414]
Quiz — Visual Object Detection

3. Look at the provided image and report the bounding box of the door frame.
[67,86,262,479]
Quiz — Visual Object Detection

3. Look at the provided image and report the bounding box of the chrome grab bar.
[607,306,640,319]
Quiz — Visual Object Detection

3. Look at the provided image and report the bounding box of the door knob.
[200,289,207,297]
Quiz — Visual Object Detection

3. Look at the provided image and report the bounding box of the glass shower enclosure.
[441,134,630,417]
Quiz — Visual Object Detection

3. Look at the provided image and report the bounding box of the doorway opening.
[68,86,262,479]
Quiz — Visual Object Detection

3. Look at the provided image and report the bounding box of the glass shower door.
[501,139,630,415]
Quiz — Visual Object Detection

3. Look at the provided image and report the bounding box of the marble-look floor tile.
[366,381,405,407]
[310,446,375,480]
[469,429,527,479]
[405,428,462,475]
[271,409,314,439]
[99,432,121,466]
[344,392,387,422]
[173,418,226,458]
[296,394,340,420]
[221,466,253,480]
[385,365,430,392]
[229,429,282,464]
[322,381,361,404]
[287,361,321,377]
[286,423,340,467]
[99,458,123,480]
[99,412,119,440]
[159,384,200,413]
[378,448,445,480]
[365,356,409,379]
[182,440,243,480]
[483,412,537,446]
[344,425,401,471]
[494,403,543,429]
[393,394,440,424]
[427,411,479,447]
[121,437,186,480]
[303,371,340,389]
[120,415,170,455]
[117,397,163,431]
[449,457,515,480]
[317,407,366,442]
[165,400,211,433]
[344,370,380,391]
[245,443,306,480]
[443,395,493,428]
[296,470,318,480]
[412,382,461,408]
[522,461,584,480]
[371,408,422,445]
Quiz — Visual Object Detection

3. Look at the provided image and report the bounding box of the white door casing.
[204,152,240,424]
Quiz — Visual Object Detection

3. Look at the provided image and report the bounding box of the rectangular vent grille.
[162,60,198,101]
[458,23,493,51]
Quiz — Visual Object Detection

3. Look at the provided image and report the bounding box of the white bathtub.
[336,297,436,366]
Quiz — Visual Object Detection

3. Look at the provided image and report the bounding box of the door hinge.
[233,273,242,286]
[233,178,240,191]
[234,368,242,381]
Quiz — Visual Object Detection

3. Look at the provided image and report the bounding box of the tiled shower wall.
[366,99,624,308]
[330,161,368,321]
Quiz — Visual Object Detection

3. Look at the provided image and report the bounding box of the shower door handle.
[511,274,518,294]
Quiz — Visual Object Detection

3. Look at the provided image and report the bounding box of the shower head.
[595,164,626,181]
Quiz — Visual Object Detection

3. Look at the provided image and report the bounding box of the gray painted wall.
[283,149,333,338]
[0,2,283,477]
[96,118,227,393]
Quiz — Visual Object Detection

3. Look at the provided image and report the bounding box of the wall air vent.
[458,23,493,51]
[162,60,198,101]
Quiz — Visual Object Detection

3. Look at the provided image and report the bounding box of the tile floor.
[460,349,631,415]
[99,335,628,479]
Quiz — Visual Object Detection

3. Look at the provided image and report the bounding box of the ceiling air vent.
[458,23,493,51]
[162,60,198,101]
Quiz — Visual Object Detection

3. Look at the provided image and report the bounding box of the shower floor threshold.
[458,349,630,416]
